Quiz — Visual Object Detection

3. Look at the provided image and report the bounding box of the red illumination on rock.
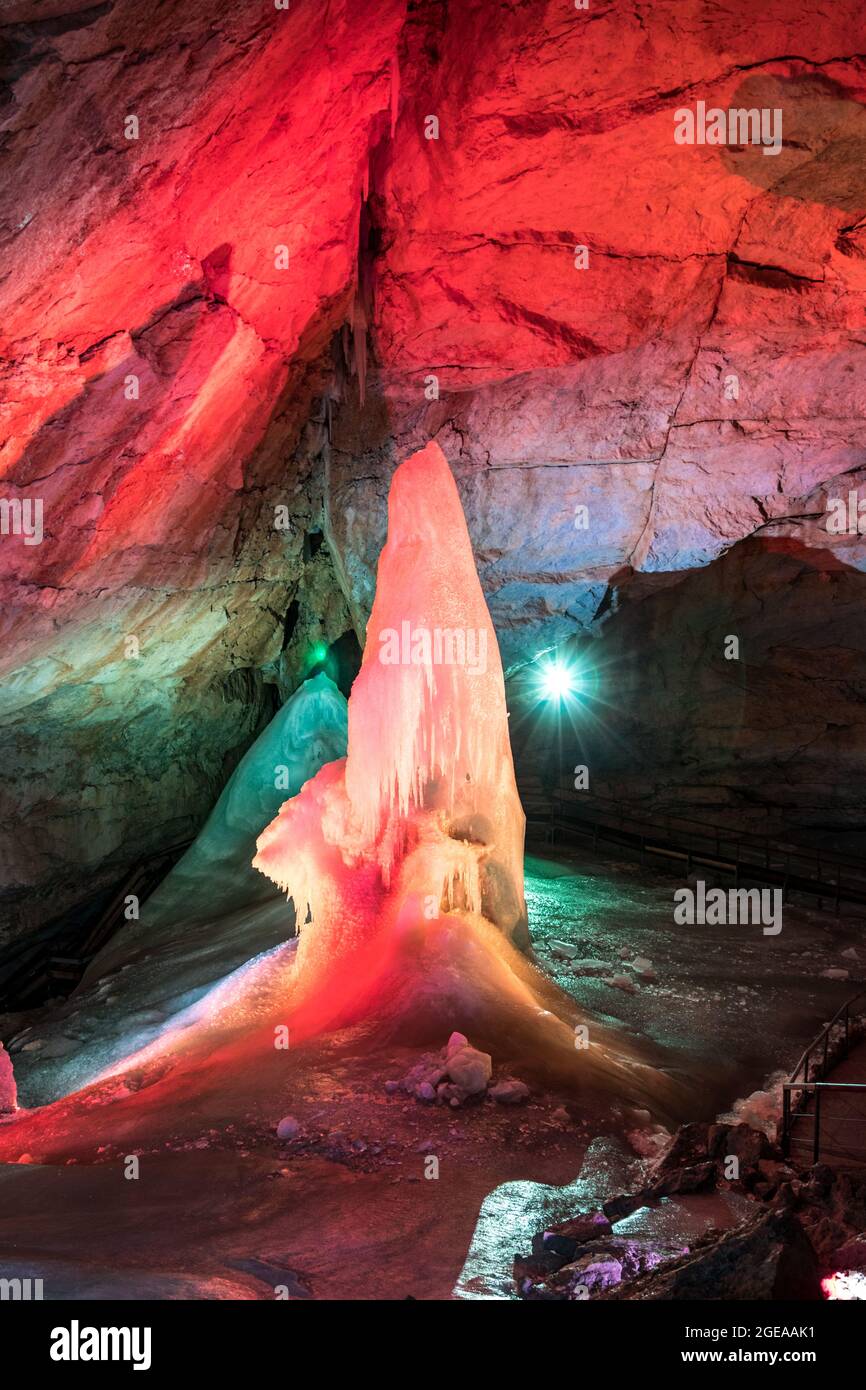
[2,0,865,943]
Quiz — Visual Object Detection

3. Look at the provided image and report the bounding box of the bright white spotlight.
[539,660,580,702]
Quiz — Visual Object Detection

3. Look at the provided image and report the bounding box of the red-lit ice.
[0,444,679,1174]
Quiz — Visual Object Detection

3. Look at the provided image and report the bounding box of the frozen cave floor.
[0,844,862,1300]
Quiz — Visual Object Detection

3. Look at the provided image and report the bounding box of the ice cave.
[1,0,866,1349]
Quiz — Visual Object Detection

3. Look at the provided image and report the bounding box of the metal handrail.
[781,990,866,1162]
[784,1082,866,1090]
[534,786,866,911]
[789,991,866,1085]
[548,787,866,879]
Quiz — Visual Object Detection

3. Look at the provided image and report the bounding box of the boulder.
[400,1055,447,1094]
[654,1122,710,1175]
[832,1236,866,1272]
[603,1192,648,1222]
[708,1122,772,1171]
[446,1044,492,1096]
[650,1161,715,1197]
[608,1211,822,1301]
[537,1212,613,1264]
[754,1159,797,1195]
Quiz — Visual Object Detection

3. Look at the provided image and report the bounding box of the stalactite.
[353,299,368,408]
[389,53,400,138]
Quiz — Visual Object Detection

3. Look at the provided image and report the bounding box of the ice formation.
[7,675,347,1107]
[0,445,684,1162]
[254,441,529,1002]
[95,672,348,968]
[250,444,679,1113]
[0,1043,17,1113]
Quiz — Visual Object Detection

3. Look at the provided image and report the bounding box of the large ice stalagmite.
[345,440,528,946]
[247,450,682,1111]
[254,441,529,1013]
[0,445,685,1145]
[249,446,678,1120]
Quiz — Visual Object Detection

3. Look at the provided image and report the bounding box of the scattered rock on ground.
[550,940,582,960]
[569,959,609,976]
[609,1210,822,1301]
[489,1079,530,1105]
[603,974,638,994]
[390,1035,522,1107]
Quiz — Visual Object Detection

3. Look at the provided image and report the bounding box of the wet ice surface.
[3,844,862,1117]
[0,842,862,1300]
[524,848,865,1118]
[3,900,297,1107]
[455,1136,639,1299]
[454,1136,753,1300]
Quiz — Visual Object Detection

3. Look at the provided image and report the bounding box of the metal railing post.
[813,1088,822,1165]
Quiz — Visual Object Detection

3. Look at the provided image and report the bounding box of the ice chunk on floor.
[717,1070,786,1137]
